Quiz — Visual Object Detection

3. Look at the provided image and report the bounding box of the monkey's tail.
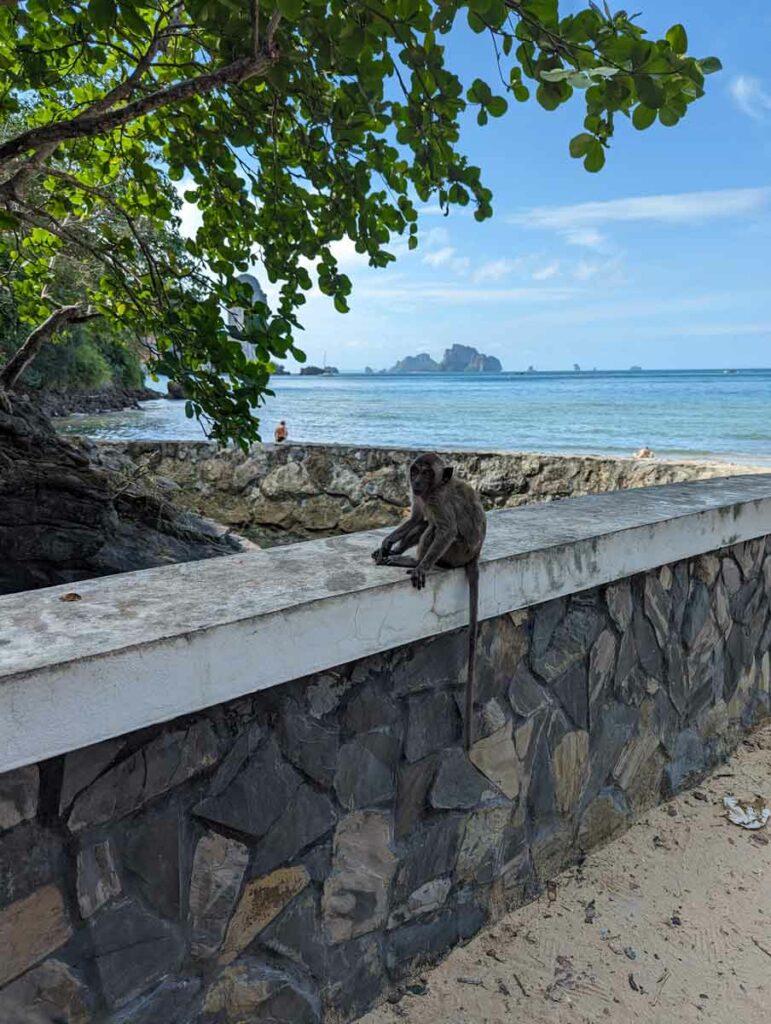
[464,558,480,752]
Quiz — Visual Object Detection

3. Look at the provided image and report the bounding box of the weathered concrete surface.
[0,534,768,1022]
[100,440,761,540]
[2,476,771,773]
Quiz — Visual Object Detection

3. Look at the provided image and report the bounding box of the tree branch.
[0,45,280,174]
[0,305,95,389]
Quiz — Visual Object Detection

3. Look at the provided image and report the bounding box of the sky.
[181,1,771,373]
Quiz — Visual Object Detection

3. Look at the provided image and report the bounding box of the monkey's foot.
[407,567,426,590]
[371,547,388,565]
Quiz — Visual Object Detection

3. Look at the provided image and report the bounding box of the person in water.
[274,420,288,443]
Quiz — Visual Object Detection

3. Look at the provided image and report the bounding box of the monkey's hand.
[371,545,388,565]
[407,566,426,590]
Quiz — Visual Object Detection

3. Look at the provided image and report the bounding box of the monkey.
[372,452,486,750]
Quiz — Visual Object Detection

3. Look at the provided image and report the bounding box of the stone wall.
[1,537,769,1023]
[100,441,759,542]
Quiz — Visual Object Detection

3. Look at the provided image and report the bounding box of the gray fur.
[372,452,486,748]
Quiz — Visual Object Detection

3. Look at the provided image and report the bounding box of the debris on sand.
[723,795,770,830]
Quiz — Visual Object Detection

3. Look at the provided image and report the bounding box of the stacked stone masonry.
[1,537,769,1022]
[99,440,757,541]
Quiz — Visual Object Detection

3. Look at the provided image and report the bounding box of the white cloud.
[472,258,522,283]
[663,321,771,338]
[564,228,606,249]
[423,246,457,267]
[730,75,771,120]
[532,261,560,281]
[573,260,602,282]
[513,187,771,234]
[353,281,575,304]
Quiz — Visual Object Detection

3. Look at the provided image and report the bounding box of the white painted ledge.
[1,474,771,773]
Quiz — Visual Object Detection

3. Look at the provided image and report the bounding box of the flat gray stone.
[395,756,437,839]
[388,877,452,928]
[322,811,396,943]
[0,959,94,1024]
[0,764,38,833]
[552,661,589,730]
[342,687,401,734]
[393,815,464,901]
[195,736,302,839]
[323,934,386,1021]
[259,888,327,978]
[682,581,711,649]
[77,839,121,918]
[457,804,510,883]
[606,579,633,631]
[252,785,337,877]
[87,897,184,1009]
[280,705,339,787]
[59,736,125,814]
[334,733,400,809]
[722,557,742,594]
[114,978,202,1024]
[121,808,182,920]
[531,599,565,659]
[644,574,671,647]
[204,960,320,1023]
[404,690,460,762]
[0,822,65,910]
[431,748,500,809]
[508,663,551,718]
[633,608,663,680]
[69,722,220,831]
[589,629,616,706]
[188,832,249,958]
[531,605,601,683]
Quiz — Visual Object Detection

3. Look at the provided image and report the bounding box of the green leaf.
[487,96,508,117]
[277,0,303,19]
[700,57,723,75]
[88,0,116,29]
[666,24,688,55]
[659,104,680,127]
[0,209,21,230]
[569,132,594,158]
[632,104,657,130]
[636,75,664,109]
[584,140,605,172]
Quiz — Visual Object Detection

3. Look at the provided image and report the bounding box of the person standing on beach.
[274,420,288,443]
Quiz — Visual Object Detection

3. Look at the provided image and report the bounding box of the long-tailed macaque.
[372,452,486,749]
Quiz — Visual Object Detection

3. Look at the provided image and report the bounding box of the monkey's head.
[409,452,453,497]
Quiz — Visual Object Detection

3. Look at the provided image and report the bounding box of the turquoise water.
[56,369,771,464]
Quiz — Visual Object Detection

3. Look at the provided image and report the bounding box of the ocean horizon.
[56,367,771,466]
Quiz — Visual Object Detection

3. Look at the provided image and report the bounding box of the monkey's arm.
[371,511,426,564]
[409,522,456,589]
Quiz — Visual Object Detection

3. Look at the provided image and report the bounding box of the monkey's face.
[409,455,450,497]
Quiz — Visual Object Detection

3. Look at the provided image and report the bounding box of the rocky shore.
[28,384,163,419]
[98,440,765,545]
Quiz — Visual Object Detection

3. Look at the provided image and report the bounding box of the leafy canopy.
[0,0,719,444]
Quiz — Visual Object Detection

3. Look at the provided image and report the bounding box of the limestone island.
[387,344,503,374]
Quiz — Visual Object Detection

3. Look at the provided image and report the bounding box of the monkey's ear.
[442,466,454,483]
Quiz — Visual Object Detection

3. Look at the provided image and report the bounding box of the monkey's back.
[437,477,486,568]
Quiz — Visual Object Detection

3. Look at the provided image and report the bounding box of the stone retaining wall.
[1,537,769,1023]
[100,441,758,541]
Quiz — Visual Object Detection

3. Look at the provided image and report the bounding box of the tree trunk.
[0,394,245,595]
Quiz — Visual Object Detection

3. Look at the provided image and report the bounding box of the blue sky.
[183,1,771,372]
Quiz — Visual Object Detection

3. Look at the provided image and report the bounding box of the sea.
[55,369,771,465]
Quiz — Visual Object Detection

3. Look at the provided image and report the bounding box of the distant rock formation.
[271,364,290,375]
[300,365,339,376]
[388,345,502,374]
